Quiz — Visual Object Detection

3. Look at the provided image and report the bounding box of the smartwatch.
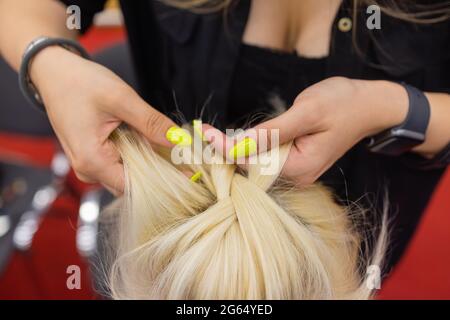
[367,83,431,156]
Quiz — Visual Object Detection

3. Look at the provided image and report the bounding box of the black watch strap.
[399,83,431,136]
[19,37,90,112]
[367,83,431,155]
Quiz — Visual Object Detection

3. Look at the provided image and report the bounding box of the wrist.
[357,80,409,137]
[29,45,77,91]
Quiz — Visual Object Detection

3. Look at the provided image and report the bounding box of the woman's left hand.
[206,77,409,185]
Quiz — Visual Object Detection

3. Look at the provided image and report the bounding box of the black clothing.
[227,43,327,127]
[59,0,450,269]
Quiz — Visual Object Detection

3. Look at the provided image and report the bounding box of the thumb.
[203,104,313,162]
[253,106,313,150]
[114,91,178,148]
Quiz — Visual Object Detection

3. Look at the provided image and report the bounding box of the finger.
[181,169,193,179]
[203,124,231,158]
[252,106,315,150]
[204,122,281,166]
[202,124,250,169]
[95,161,125,195]
[204,104,316,162]
[114,91,178,148]
[73,171,97,184]
[84,139,125,195]
[179,169,203,183]
[280,134,328,186]
[103,184,121,197]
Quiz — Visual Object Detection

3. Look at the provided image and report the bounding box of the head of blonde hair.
[101,126,387,299]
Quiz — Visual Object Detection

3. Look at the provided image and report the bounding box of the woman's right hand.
[30,46,176,194]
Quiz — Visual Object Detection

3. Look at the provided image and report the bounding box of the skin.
[0,0,449,191]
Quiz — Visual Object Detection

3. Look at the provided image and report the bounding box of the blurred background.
[0,0,449,299]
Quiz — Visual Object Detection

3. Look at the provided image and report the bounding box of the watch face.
[379,138,421,156]
[368,130,424,156]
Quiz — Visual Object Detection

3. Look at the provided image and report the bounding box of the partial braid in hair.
[101,126,388,299]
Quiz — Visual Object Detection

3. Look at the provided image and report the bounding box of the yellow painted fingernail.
[166,126,192,146]
[229,137,257,159]
[190,171,202,182]
[192,119,207,141]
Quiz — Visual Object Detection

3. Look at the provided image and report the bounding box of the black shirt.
[60,0,450,269]
[227,43,327,127]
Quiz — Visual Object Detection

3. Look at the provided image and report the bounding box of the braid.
[102,127,387,299]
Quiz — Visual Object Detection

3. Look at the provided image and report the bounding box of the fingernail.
[192,119,207,141]
[190,171,202,182]
[229,137,257,159]
[166,126,192,146]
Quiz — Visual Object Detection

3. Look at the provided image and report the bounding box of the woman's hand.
[30,46,176,194]
[206,77,409,185]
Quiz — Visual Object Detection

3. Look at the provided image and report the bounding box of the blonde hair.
[101,127,387,299]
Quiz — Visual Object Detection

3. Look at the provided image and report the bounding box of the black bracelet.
[19,37,91,113]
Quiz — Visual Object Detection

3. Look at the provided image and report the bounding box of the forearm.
[0,0,77,72]
[358,80,450,158]
[414,92,450,158]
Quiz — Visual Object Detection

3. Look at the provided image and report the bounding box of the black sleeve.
[58,0,108,34]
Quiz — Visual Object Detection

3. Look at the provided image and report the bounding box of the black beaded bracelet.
[19,37,91,112]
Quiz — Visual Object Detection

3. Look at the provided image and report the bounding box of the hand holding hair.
[29,46,178,194]
[206,77,410,185]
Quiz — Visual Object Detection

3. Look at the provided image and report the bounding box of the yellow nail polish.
[229,137,257,159]
[192,119,207,141]
[190,171,202,182]
[166,126,192,146]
